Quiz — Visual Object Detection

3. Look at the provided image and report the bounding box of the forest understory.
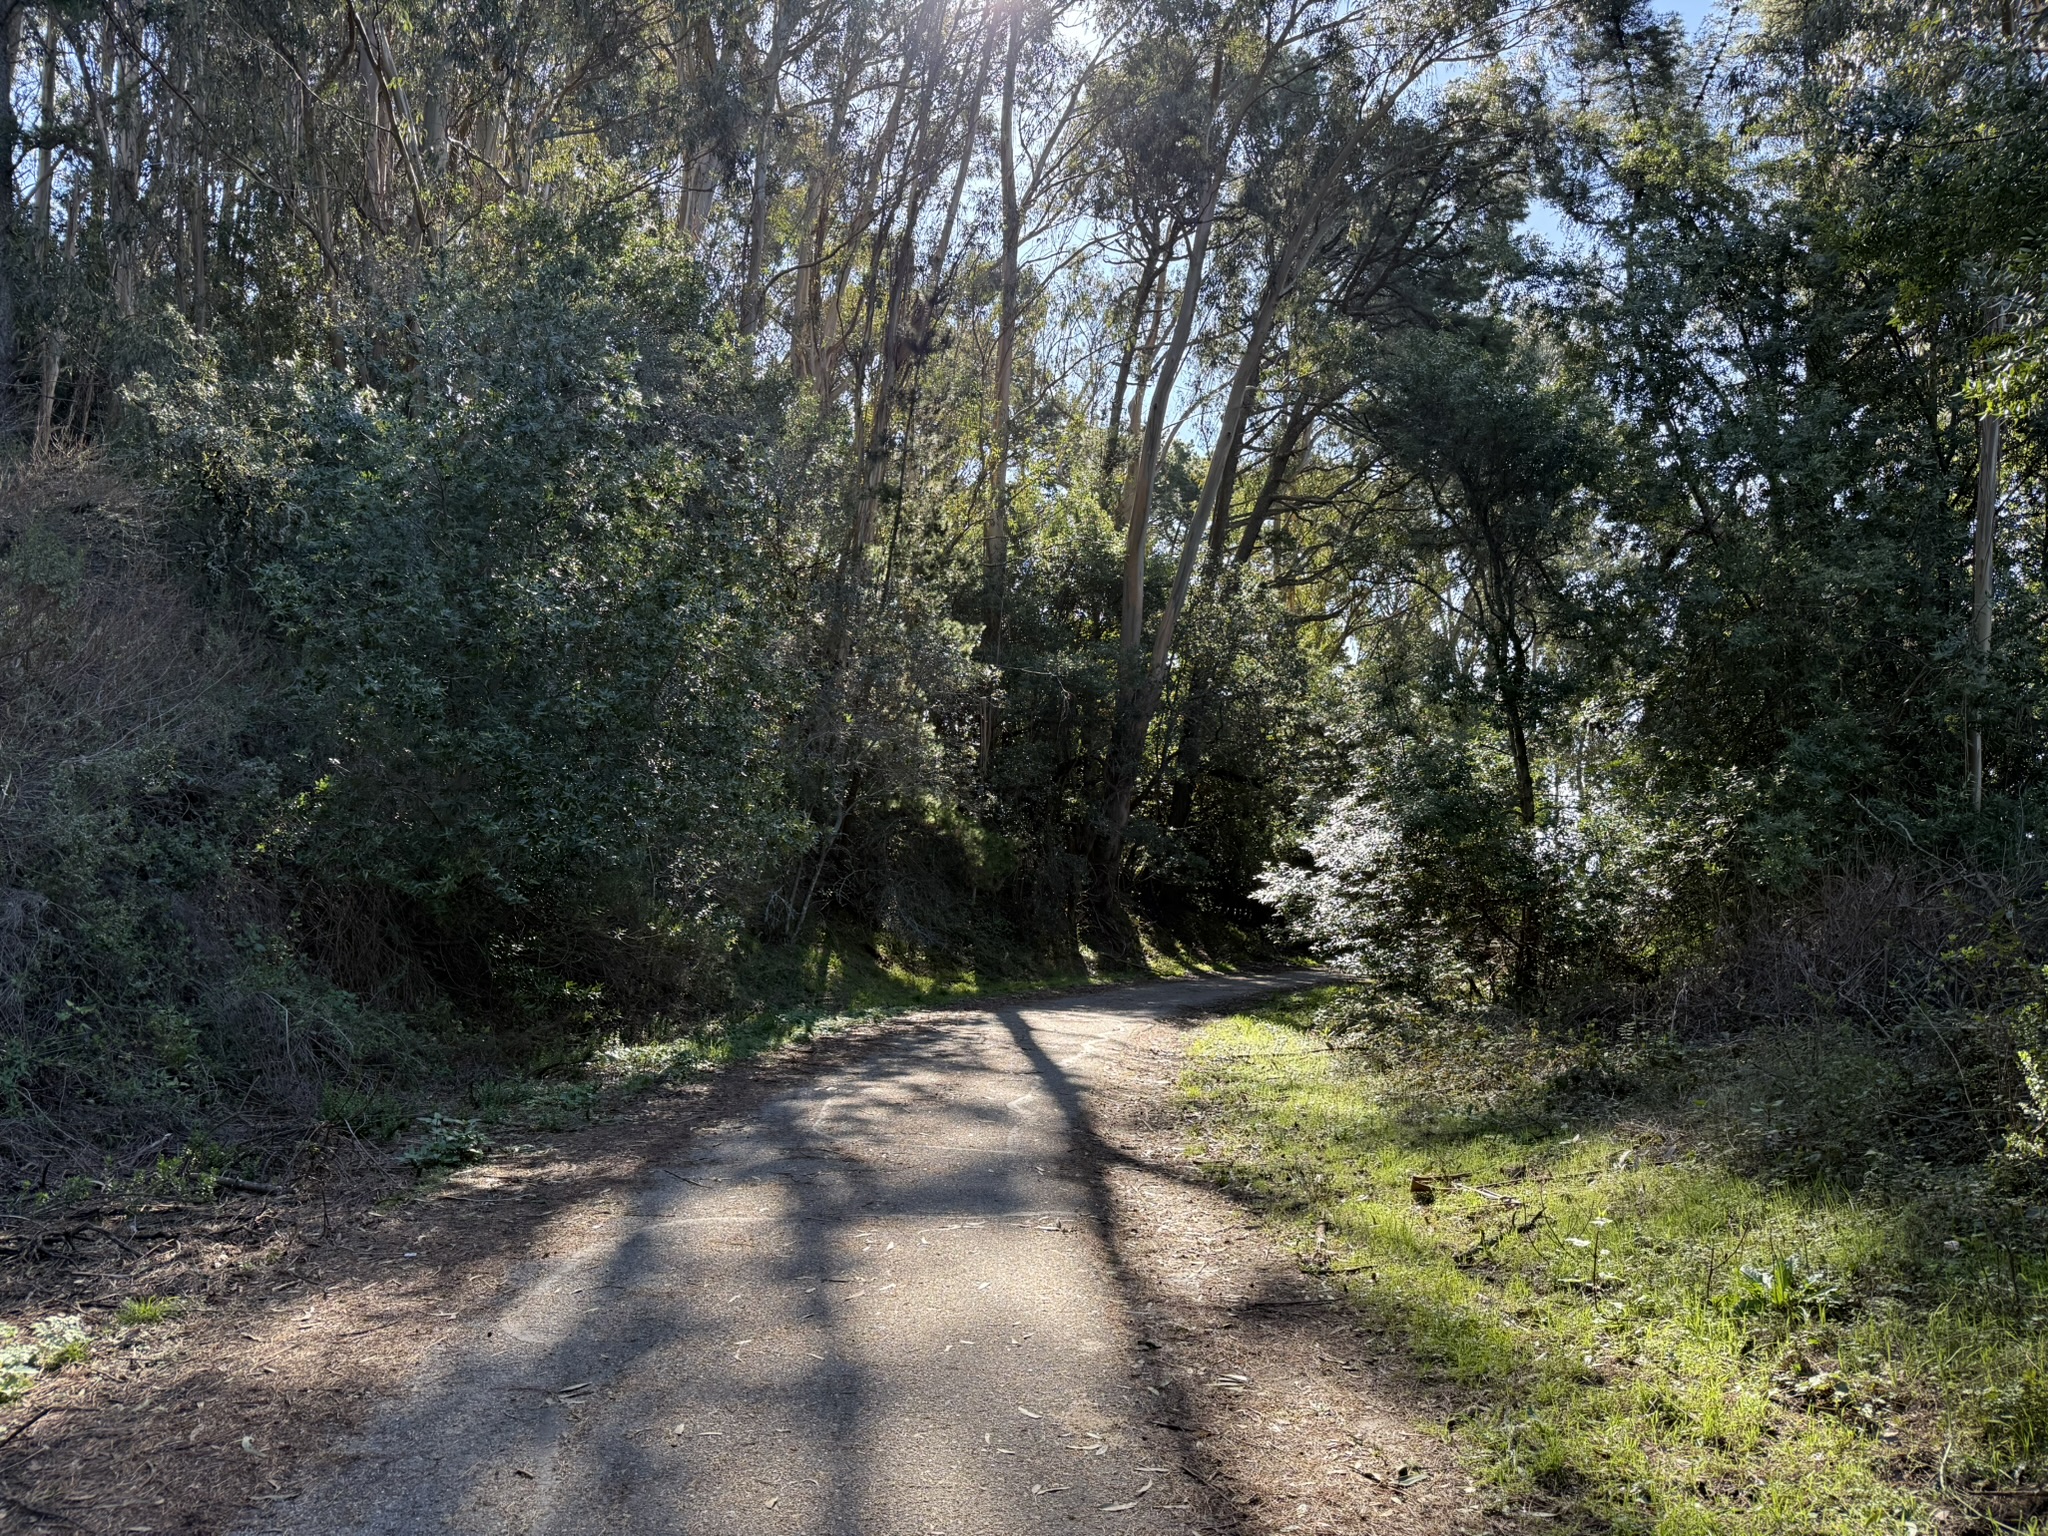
[3,0,2048,1524]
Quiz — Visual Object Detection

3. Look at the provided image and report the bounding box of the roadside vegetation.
[2,0,2045,1458]
[1184,986,2048,1533]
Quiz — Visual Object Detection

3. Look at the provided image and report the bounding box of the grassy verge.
[1179,987,2048,1535]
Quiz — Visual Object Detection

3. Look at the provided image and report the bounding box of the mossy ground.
[1179,987,2048,1535]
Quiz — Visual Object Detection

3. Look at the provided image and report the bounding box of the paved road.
[255,971,1317,1536]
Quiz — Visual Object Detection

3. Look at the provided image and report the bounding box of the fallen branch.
[0,1406,72,1454]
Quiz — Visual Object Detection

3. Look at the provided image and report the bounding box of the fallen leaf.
[1099,1478,1156,1512]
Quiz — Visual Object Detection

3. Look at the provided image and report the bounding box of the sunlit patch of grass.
[1180,987,2048,1535]
[114,1295,184,1327]
[594,925,1246,1091]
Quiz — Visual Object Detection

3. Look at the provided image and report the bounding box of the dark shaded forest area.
[1,0,2045,1252]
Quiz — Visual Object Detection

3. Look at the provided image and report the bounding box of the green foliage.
[1260,735,1553,996]
[1718,1257,1842,1319]
[468,1077,600,1132]
[138,202,802,1018]
[318,1085,415,1143]
[1975,1370,2048,1464]
[0,473,432,1180]
[400,1112,493,1173]
[0,1317,91,1405]
[114,1295,185,1327]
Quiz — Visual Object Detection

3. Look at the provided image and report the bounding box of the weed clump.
[400,1114,494,1173]
[113,1295,184,1327]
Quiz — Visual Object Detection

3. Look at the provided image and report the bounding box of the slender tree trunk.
[740,0,794,335]
[671,14,722,243]
[1101,244,1164,516]
[1089,192,1222,928]
[1116,202,1217,672]
[847,0,956,570]
[0,0,25,430]
[33,14,56,245]
[1502,688,1536,827]
[1094,192,1310,913]
[1968,408,2001,810]
[1477,517,1538,827]
[188,162,210,327]
[1089,39,1279,932]
[63,348,95,440]
[1148,251,1292,680]
[365,14,431,242]
[790,17,861,391]
[33,328,63,458]
[1234,391,1313,563]
[983,3,1023,775]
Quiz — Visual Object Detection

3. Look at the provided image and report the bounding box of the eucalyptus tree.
[0,0,755,451]
[1076,0,1540,939]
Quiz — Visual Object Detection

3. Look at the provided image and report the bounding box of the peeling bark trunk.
[32,330,62,458]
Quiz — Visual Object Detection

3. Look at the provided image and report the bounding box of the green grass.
[1180,987,2048,1535]
[734,925,1126,1016]
[582,921,1259,1095]
[114,1295,184,1327]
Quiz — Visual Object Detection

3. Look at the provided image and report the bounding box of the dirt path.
[2,972,1502,1536]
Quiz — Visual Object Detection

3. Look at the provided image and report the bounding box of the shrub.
[138,202,804,1022]
[1257,733,1615,1000]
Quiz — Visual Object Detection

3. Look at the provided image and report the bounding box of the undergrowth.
[1182,987,2048,1535]
[0,465,1257,1202]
